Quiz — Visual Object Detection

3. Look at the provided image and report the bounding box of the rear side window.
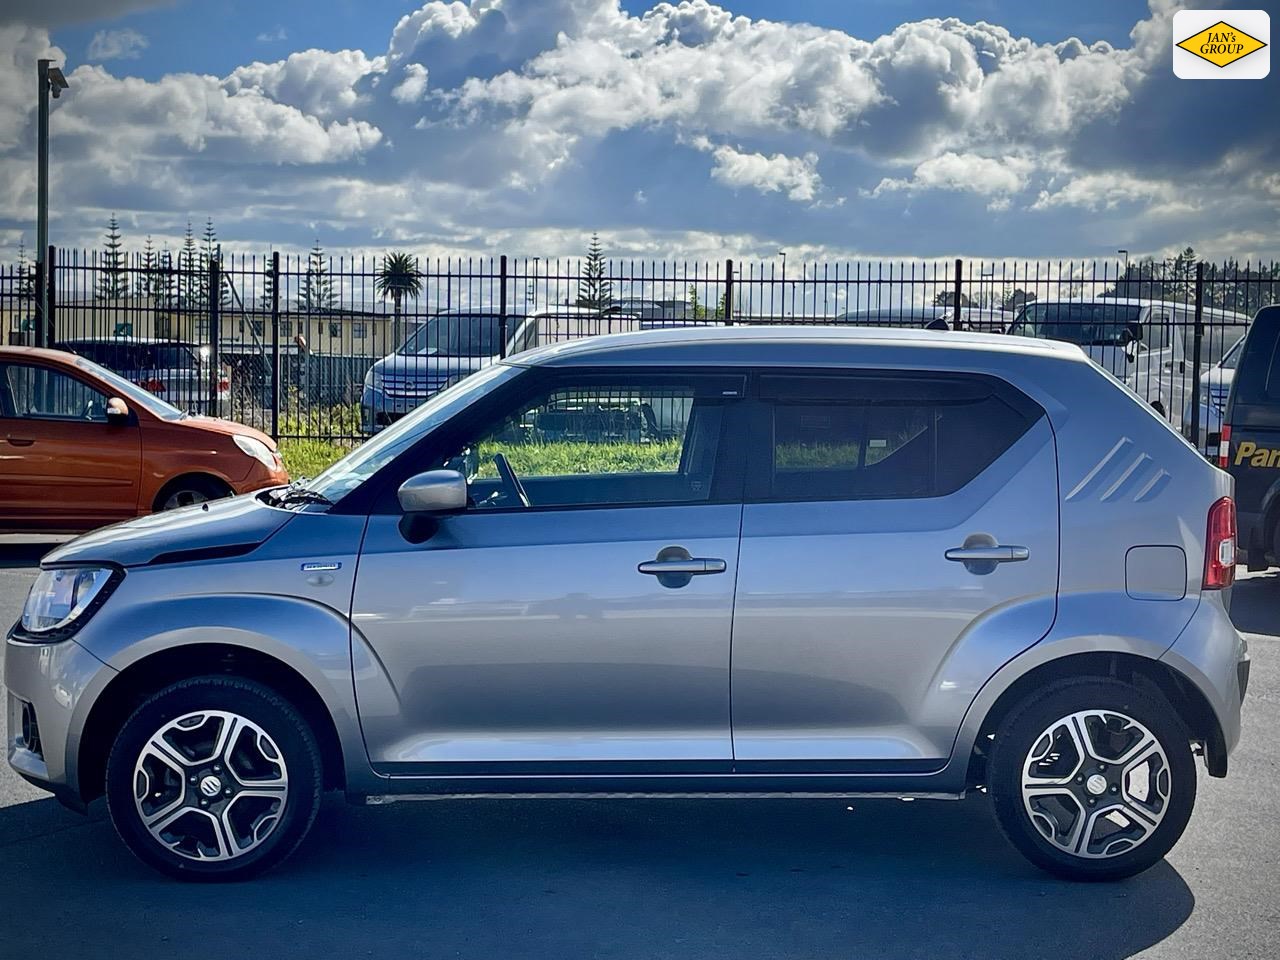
[1235,311,1280,405]
[754,373,1040,502]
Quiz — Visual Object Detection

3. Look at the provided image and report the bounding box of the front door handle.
[944,545,1029,563]
[5,436,34,447]
[638,545,727,588]
[637,558,728,575]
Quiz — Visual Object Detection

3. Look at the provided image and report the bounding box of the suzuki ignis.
[6,327,1248,881]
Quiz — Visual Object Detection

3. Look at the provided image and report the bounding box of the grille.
[381,376,447,398]
[19,701,43,759]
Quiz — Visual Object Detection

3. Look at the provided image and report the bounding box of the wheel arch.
[965,651,1226,786]
[150,472,235,513]
[78,643,346,804]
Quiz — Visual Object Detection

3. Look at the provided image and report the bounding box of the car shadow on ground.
[0,793,1193,960]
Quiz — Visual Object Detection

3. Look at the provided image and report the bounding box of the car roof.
[510,324,1087,368]
[0,345,80,364]
[1023,298,1251,321]
[57,336,198,346]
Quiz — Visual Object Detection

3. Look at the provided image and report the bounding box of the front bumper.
[5,634,116,807]
[361,385,428,434]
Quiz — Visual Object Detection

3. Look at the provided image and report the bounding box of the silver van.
[6,327,1248,882]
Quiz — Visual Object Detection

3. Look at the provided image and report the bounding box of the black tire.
[154,474,232,512]
[106,676,323,881]
[988,677,1196,882]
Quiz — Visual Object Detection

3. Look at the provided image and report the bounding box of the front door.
[0,361,142,528]
[730,370,1059,767]
[352,367,746,773]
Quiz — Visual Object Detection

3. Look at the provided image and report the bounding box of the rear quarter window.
[1234,310,1280,405]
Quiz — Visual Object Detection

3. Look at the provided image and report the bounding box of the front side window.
[435,374,733,509]
[3,364,110,422]
[757,373,1038,502]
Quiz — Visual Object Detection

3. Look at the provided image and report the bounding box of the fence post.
[952,258,963,330]
[45,245,57,348]
[498,255,508,359]
[1190,260,1205,453]
[208,256,220,415]
[32,259,44,348]
[724,259,734,326]
[271,251,281,442]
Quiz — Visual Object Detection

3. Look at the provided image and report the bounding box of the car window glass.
[437,378,725,509]
[760,375,1036,501]
[4,364,109,422]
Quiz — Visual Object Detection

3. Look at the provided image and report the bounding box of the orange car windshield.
[73,357,186,421]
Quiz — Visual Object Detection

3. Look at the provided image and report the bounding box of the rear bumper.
[1160,595,1249,773]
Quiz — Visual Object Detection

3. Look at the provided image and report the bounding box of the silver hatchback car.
[6,327,1248,882]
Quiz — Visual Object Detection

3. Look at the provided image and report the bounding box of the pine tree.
[96,214,130,300]
[259,249,277,312]
[178,220,206,309]
[16,238,34,299]
[298,240,336,312]
[574,232,612,312]
[201,217,233,309]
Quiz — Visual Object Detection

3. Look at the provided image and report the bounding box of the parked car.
[1222,305,1280,569]
[0,346,287,532]
[7,327,1245,882]
[1008,299,1249,427]
[56,337,230,416]
[1183,335,1245,450]
[360,307,639,433]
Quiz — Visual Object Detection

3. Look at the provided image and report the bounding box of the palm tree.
[376,251,422,346]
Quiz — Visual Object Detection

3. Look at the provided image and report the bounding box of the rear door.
[0,361,142,527]
[730,369,1059,766]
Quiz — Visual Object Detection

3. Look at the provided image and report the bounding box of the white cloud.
[224,49,383,119]
[700,141,823,203]
[1029,173,1182,212]
[87,28,148,62]
[257,27,288,43]
[871,152,1035,201]
[391,63,430,104]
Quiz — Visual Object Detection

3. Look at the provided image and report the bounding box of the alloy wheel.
[133,710,289,863]
[1021,709,1171,860]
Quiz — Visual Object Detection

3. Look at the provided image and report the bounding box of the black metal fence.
[6,248,1278,455]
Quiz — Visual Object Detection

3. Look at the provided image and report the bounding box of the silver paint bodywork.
[6,327,1248,806]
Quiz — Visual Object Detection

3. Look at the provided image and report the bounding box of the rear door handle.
[5,436,34,447]
[945,545,1029,563]
[637,558,727,575]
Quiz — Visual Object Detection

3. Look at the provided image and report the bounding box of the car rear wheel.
[105,676,322,881]
[156,475,232,511]
[988,677,1196,881]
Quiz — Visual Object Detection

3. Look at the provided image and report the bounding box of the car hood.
[42,493,292,568]
[373,353,489,377]
[1081,345,1132,378]
[1201,368,1236,390]
[175,415,276,449]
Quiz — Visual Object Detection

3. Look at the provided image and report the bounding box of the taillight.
[217,376,230,392]
[1204,496,1237,590]
[139,378,167,395]
[1217,424,1231,469]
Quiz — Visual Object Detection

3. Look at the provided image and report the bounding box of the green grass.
[474,439,683,477]
[279,439,350,478]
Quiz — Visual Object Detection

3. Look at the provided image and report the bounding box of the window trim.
[0,361,114,424]
[357,365,749,516]
[743,367,1044,505]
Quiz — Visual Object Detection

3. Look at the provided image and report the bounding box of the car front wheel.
[988,677,1196,881]
[105,676,322,881]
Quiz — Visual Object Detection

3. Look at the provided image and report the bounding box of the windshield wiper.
[269,483,333,507]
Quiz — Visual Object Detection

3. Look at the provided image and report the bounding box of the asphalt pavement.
[1,538,1277,960]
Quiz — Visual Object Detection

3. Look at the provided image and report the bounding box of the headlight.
[364,368,383,390]
[20,566,119,638]
[234,434,277,469]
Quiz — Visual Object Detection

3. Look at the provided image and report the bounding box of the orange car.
[1,346,288,532]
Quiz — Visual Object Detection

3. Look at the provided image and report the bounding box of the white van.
[1008,298,1249,429]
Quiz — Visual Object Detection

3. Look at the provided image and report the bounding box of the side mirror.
[397,469,467,515]
[106,397,130,423]
[1122,322,1144,345]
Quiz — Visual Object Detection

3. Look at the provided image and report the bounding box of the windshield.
[305,363,519,501]
[1009,303,1143,345]
[398,314,520,358]
[73,357,185,421]
[1220,337,1244,370]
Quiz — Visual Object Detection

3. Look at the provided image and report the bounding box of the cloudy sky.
[0,0,1276,265]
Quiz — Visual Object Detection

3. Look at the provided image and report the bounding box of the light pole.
[36,59,69,342]
[1118,249,1129,272]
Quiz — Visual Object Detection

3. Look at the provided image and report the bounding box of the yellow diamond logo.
[1176,20,1267,68]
